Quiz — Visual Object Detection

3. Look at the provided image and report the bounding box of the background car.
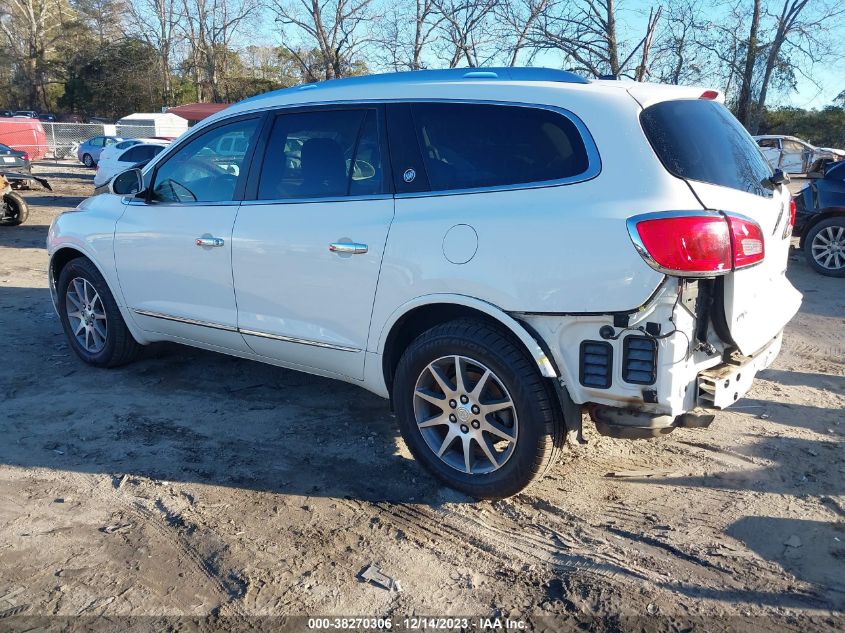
[13,110,38,118]
[754,134,844,174]
[0,110,12,118]
[794,159,845,276]
[93,141,169,187]
[0,143,32,182]
[76,136,124,167]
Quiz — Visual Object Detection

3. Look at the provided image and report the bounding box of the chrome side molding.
[132,309,360,353]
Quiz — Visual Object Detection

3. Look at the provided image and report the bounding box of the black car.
[0,143,32,181]
[794,159,845,277]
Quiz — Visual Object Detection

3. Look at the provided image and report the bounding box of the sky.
[251,0,845,109]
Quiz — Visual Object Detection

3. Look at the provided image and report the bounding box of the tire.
[82,153,94,167]
[0,192,29,226]
[804,217,845,277]
[393,319,563,499]
[57,257,142,367]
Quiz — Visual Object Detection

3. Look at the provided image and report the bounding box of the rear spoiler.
[624,83,724,109]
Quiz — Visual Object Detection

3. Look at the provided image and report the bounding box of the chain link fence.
[12,122,158,161]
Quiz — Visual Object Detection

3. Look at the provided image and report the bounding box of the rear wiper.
[761,168,790,188]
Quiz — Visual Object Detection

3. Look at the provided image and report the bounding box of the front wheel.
[0,192,29,226]
[805,218,845,277]
[57,257,142,367]
[82,153,94,168]
[393,319,563,499]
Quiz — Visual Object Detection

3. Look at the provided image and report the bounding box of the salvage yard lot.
[1,163,843,628]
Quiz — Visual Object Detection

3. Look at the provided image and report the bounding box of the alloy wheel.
[413,355,518,475]
[810,225,845,271]
[65,277,108,353]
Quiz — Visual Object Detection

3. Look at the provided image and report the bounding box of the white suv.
[48,68,801,498]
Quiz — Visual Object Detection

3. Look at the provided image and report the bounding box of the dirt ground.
[0,163,843,631]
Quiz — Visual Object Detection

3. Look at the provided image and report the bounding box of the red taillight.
[629,212,764,275]
[21,152,29,161]
[726,214,765,268]
[700,90,719,100]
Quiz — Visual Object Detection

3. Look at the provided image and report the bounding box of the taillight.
[21,152,29,161]
[726,214,765,268]
[783,196,796,239]
[628,212,765,276]
[699,90,719,100]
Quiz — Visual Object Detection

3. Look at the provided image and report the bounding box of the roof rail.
[296,67,589,89]
[238,67,589,106]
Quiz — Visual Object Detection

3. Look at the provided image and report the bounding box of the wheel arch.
[798,209,845,250]
[49,245,148,344]
[377,295,560,397]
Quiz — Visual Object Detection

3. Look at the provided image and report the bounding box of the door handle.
[329,242,368,254]
[196,237,224,248]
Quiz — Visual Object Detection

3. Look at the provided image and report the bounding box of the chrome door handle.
[329,242,368,254]
[196,237,224,248]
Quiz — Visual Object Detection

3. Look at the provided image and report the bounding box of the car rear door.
[231,105,394,380]
[640,99,801,356]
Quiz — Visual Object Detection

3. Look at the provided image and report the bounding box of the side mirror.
[110,168,144,196]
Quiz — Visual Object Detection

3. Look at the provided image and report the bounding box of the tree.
[495,0,550,66]
[180,0,259,102]
[431,0,499,68]
[530,0,663,78]
[375,0,443,70]
[0,0,70,109]
[127,0,182,106]
[270,0,374,81]
[59,38,164,117]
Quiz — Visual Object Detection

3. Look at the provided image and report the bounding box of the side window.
[120,147,143,162]
[783,140,804,153]
[257,108,382,200]
[409,102,590,191]
[104,138,117,146]
[151,118,259,203]
[90,137,104,147]
[757,138,779,149]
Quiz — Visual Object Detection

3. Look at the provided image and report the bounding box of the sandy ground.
[0,163,843,631]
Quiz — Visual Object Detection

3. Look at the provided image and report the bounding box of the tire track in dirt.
[71,472,250,618]
[347,499,655,585]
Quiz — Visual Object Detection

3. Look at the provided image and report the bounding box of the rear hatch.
[638,97,801,355]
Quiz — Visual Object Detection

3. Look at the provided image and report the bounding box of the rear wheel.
[805,218,845,277]
[82,153,94,167]
[57,258,141,367]
[393,319,563,499]
[0,192,29,226]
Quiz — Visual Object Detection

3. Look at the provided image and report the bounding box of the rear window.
[409,102,591,191]
[641,100,773,197]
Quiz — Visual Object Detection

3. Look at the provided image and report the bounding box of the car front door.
[231,106,394,379]
[114,115,262,351]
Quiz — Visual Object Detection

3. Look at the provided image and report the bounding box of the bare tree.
[495,0,550,66]
[181,0,258,101]
[0,0,67,108]
[432,0,499,68]
[270,0,374,81]
[750,0,843,132]
[376,0,443,71]
[650,0,712,85]
[531,0,664,79]
[127,0,182,105]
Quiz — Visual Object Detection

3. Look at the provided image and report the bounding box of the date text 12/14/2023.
[307,617,527,629]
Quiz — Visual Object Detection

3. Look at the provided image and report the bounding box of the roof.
[117,112,186,123]
[167,102,230,122]
[238,67,588,108]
